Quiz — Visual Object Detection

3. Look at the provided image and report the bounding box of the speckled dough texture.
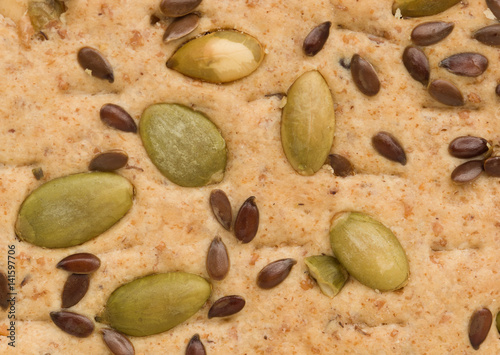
[1,0,500,354]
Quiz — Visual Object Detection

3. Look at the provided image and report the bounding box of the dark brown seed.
[484,156,500,177]
[257,258,297,289]
[209,189,232,231]
[473,24,500,46]
[89,150,129,172]
[327,154,354,177]
[234,196,259,243]
[350,54,380,96]
[101,328,135,355]
[186,334,206,355]
[451,160,483,184]
[62,274,90,308]
[160,0,202,17]
[50,311,94,337]
[372,132,407,165]
[163,13,199,43]
[469,308,492,350]
[402,46,430,86]
[206,236,230,281]
[303,21,331,56]
[77,47,114,83]
[439,53,488,77]
[448,136,489,158]
[0,272,8,311]
[57,253,101,274]
[208,295,245,319]
[428,79,464,106]
[32,167,44,180]
[100,104,137,133]
[487,0,500,20]
[411,21,454,46]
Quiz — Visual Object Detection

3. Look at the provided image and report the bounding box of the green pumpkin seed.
[281,70,335,175]
[28,0,65,33]
[304,255,348,298]
[140,103,227,187]
[329,212,409,292]
[392,0,460,17]
[166,30,264,83]
[98,273,211,337]
[15,172,133,248]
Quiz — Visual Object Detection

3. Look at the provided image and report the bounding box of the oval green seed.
[28,0,65,33]
[329,212,409,292]
[98,273,211,337]
[281,70,335,175]
[304,255,348,298]
[140,103,227,187]
[15,172,133,248]
[392,0,460,17]
[166,30,264,83]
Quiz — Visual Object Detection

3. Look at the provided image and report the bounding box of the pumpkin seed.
[15,172,134,248]
[411,21,454,46]
[448,136,490,159]
[206,236,230,281]
[166,30,264,83]
[57,253,101,274]
[484,156,500,177]
[208,295,245,318]
[439,53,488,77]
[351,54,380,96]
[402,46,430,86]
[62,274,90,309]
[372,131,407,165]
[89,150,129,172]
[392,0,460,17]
[234,196,259,243]
[160,0,201,17]
[281,70,335,175]
[28,0,65,33]
[304,255,348,298]
[50,311,94,338]
[487,0,500,20]
[428,79,464,106]
[469,308,492,350]
[0,272,8,310]
[327,154,354,177]
[451,160,483,184]
[257,259,297,289]
[97,272,211,336]
[140,103,227,187]
[209,189,232,231]
[77,47,114,83]
[186,334,206,355]
[32,167,44,180]
[474,24,500,46]
[100,104,137,133]
[329,212,409,292]
[303,21,331,56]
[163,13,199,43]
[101,328,135,355]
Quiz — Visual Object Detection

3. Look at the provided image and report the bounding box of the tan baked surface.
[1,0,500,354]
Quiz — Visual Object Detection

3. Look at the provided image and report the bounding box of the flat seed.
[77,47,114,83]
[32,167,44,180]
[140,103,227,187]
[234,196,259,243]
[487,0,500,20]
[57,253,101,274]
[451,160,483,184]
[208,295,245,319]
[474,24,500,46]
[62,274,90,308]
[484,156,500,177]
[411,21,454,46]
[281,70,335,175]
[209,189,232,231]
[402,46,430,86]
[100,104,137,133]
[327,154,354,177]
[351,54,380,96]
[439,53,488,77]
[163,13,199,43]
[329,212,409,291]
[469,308,492,350]
[50,311,94,338]
[0,272,8,310]
[101,328,135,355]
[372,131,407,165]
[303,21,331,56]
[89,150,129,172]
[448,136,490,159]
[392,0,460,17]
[160,0,201,17]
[206,236,230,281]
[28,0,65,32]
[304,255,348,298]
[257,259,297,289]
[186,334,206,355]
[428,79,464,106]
[166,30,264,83]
